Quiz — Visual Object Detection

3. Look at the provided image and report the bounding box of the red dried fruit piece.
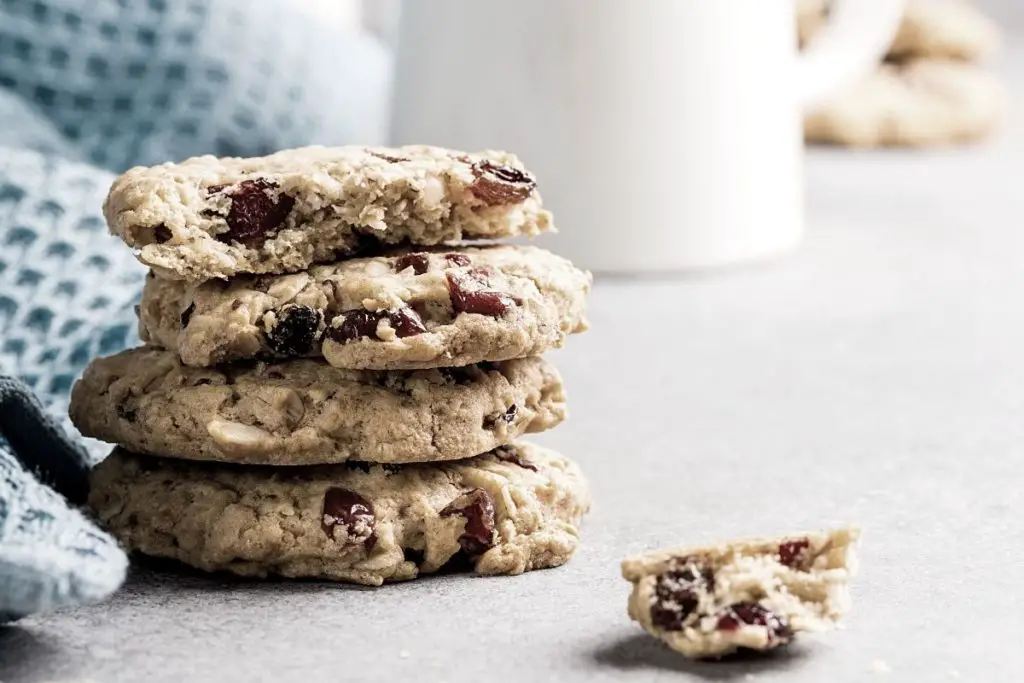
[321,487,376,550]
[210,179,295,246]
[778,539,810,568]
[492,444,537,472]
[394,252,430,275]
[179,302,195,328]
[468,265,496,281]
[331,310,383,341]
[440,488,496,556]
[153,224,172,243]
[651,562,715,631]
[717,603,792,644]
[265,305,323,356]
[328,307,427,343]
[468,160,536,205]
[444,253,471,267]
[446,271,517,317]
[390,308,428,337]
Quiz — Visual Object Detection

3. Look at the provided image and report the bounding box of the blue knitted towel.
[0,144,141,621]
[0,0,390,621]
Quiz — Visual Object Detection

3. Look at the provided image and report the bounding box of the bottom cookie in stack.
[88,442,589,586]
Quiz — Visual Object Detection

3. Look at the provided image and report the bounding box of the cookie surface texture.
[70,347,566,465]
[89,443,590,586]
[104,145,553,281]
[138,244,591,370]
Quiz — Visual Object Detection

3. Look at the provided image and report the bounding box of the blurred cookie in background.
[804,59,1005,147]
[888,0,999,61]
[796,0,828,48]
[800,0,1004,147]
[799,0,998,60]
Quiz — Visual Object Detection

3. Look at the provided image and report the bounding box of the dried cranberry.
[446,271,517,317]
[390,307,428,337]
[651,563,715,631]
[717,603,792,643]
[328,308,426,343]
[210,179,295,246]
[444,253,471,267]
[153,224,172,243]
[265,305,323,356]
[441,488,495,556]
[331,310,382,342]
[493,445,537,472]
[179,302,195,328]
[468,160,536,205]
[778,539,810,568]
[321,487,376,549]
[394,253,430,275]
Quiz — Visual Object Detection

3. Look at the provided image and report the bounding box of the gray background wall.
[975,0,1022,33]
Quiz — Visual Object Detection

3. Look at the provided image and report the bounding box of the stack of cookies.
[800,0,1004,147]
[70,146,592,586]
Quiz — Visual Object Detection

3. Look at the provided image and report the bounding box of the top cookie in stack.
[103,146,553,281]
[72,146,592,585]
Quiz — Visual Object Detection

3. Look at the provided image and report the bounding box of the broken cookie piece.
[621,528,860,659]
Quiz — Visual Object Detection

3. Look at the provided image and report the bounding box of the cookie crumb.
[621,528,859,659]
[869,659,891,674]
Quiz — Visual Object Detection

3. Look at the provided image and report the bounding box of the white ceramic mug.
[390,0,903,273]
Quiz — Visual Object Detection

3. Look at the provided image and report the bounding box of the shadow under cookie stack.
[70,146,592,585]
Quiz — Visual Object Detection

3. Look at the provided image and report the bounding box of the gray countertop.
[4,52,1024,683]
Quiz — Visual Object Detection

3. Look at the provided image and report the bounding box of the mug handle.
[798,0,905,107]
